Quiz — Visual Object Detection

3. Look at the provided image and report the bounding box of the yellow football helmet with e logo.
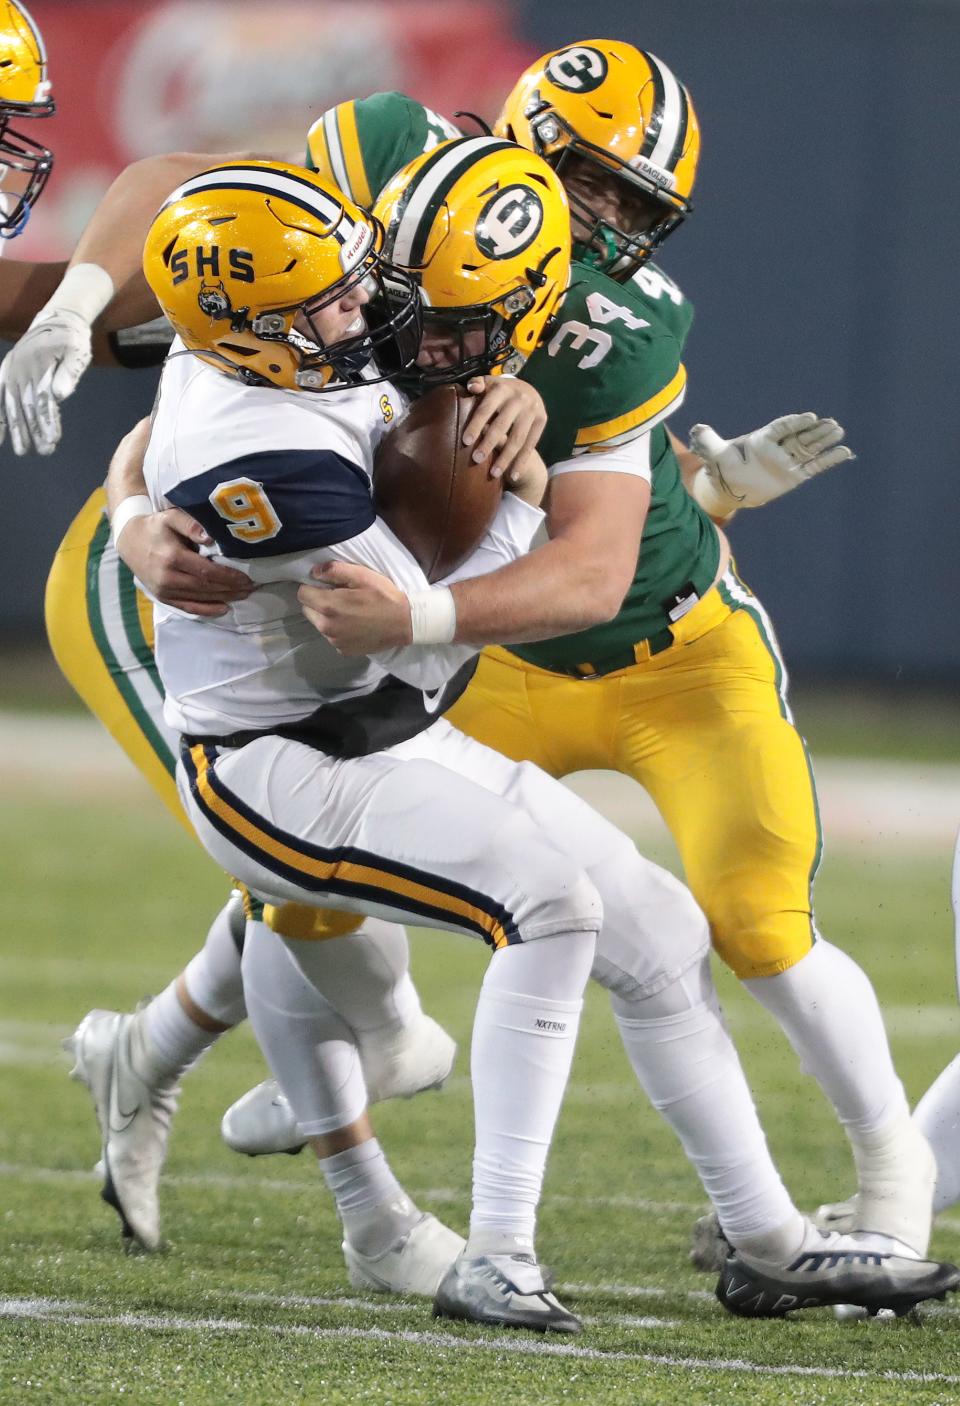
[0,0,54,238]
[374,135,570,387]
[496,40,699,279]
[143,161,422,392]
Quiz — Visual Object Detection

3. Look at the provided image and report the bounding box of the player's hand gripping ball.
[374,384,503,582]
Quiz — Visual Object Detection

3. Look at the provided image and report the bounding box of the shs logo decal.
[545,46,608,93]
[475,186,544,260]
[170,245,255,285]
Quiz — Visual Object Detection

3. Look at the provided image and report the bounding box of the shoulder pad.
[524,264,686,459]
[627,262,695,350]
[306,93,462,209]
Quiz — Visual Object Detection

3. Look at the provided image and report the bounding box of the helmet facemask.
[405,282,538,392]
[0,0,55,239]
[529,109,690,278]
[0,101,53,237]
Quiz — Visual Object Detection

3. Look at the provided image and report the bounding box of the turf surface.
[2,764,959,1404]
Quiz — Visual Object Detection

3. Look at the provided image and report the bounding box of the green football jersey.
[514,261,718,670]
[305,93,718,665]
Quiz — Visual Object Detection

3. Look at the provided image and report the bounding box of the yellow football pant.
[446,571,822,979]
[45,487,186,826]
[45,489,361,941]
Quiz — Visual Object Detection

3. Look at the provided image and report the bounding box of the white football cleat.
[220,1013,457,1157]
[220,1079,306,1158]
[433,1253,582,1333]
[343,1213,465,1297]
[360,1012,457,1104]
[814,1120,938,1256]
[64,1009,178,1252]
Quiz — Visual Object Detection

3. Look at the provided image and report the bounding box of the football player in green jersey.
[298,48,936,1267]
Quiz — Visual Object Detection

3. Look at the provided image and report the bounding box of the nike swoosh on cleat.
[108,1029,141,1133]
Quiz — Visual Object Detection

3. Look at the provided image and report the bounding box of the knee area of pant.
[609,954,716,1021]
[524,868,603,939]
[711,914,814,980]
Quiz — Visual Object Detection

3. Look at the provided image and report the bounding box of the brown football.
[373,384,503,583]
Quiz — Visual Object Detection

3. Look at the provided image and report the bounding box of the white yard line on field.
[4,713,958,851]
[1,1295,959,1383]
[227,1291,678,1330]
[561,1281,715,1303]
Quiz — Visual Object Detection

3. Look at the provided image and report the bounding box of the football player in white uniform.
[131,150,702,1334]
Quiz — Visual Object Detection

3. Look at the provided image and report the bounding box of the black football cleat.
[717,1245,960,1319]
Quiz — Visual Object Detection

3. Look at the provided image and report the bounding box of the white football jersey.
[143,345,542,747]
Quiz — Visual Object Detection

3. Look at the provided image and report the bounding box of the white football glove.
[0,262,113,457]
[688,412,853,517]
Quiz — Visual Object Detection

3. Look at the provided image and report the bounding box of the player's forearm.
[0,259,67,340]
[670,427,701,494]
[0,259,132,363]
[105,418,152,519]
[449,534,629,646]
[66,151,263,332]
[69,154,220,295]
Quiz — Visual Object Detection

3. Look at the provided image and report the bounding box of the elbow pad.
[108,316,174,369]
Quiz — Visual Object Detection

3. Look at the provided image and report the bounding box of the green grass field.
[2,731,959,1405]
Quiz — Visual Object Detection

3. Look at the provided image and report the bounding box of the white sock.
[275,918,420,1034]
[242,921,368,1135]
[612,958,797,1246]
[319,1139,421,1256]
[915,1053,960,1214]
[136,895,248,1085]
[138,979,221,1087]
[181,890,247,1026]
[744,940,910,1139]
[467,932,593,1258]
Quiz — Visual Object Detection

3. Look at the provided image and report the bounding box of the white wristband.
[37,262,115,327]
[408,586,457,645]
[111,494,154,548]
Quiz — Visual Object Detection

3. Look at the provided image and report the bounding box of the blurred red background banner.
[22,0,530,257]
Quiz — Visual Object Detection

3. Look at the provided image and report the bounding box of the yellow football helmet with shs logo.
[143,161,422,392]
[0,0,54,238]
[374,135,570,387]
[496,40,699,278]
